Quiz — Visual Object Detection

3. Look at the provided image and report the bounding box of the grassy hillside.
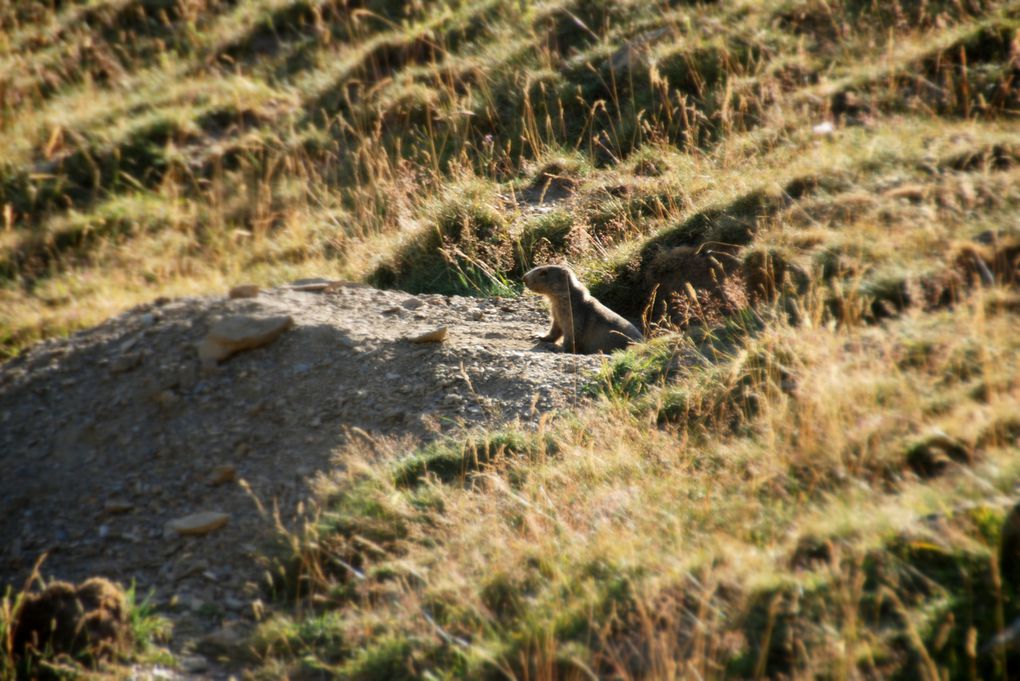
[2,0,1020,678]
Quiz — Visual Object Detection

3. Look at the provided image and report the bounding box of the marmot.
[523,265,643,354]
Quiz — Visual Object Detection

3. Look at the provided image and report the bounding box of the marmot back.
[523,265,643,354]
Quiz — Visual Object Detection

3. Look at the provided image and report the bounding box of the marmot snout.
[523,265,643,354]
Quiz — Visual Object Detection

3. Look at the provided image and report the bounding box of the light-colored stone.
[197,315,293,367]
[104,500,134,514]
[287,278,338,292]
[408,326,448,343]
[196,338,232,367]
[208,465,236,486]
[289,277,332,287]
[207,315,294,347]
[180,654,209,673]
[228,284,260,299]
[165,512,230,537]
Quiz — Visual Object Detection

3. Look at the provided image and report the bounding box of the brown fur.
[523,265,643,354]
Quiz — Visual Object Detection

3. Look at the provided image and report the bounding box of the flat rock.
[196,338,232,366]
[197,315,293,367]
[408,326,448,344]
[207,315,294,347]
[289,277,332,287]
[179,655,209,673]
[289,282,332,292]
[165,512,230,537]
[104,500,134,514]
[287,278,343,292]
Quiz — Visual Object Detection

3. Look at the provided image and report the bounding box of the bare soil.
[0,283,604,676]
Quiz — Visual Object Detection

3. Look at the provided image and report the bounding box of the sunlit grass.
[259,290,1020,678]
[2,0,1019,676]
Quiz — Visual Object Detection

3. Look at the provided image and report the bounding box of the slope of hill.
[2,0,1020,678]
[0,281,599,678]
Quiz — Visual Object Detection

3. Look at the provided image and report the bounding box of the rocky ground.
[0,282,605,677]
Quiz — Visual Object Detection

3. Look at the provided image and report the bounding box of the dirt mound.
[0,283,602,675]
[643,246,749,329]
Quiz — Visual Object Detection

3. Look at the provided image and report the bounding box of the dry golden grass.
[250,287,1020,678]
[2,0,1020,677]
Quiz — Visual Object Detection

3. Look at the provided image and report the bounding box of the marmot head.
[523,265,577,296]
